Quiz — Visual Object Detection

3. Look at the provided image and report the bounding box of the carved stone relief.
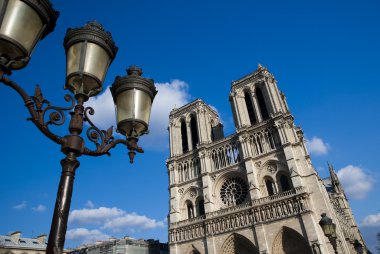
[267,164,277,174]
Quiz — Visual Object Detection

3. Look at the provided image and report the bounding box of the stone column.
[231,92,243,129]
[200,150,215,213]
[266,78,283,114]
[251,92,263,123]
[187,120,193,151]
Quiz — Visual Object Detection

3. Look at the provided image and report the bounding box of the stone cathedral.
[166,65,367,254]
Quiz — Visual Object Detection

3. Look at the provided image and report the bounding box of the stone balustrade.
[169,187,309,244]
[205,135,240,172]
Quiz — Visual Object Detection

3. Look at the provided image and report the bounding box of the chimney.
[36,234,47,244]
[10,231,21,243]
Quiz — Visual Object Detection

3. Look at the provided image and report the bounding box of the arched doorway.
[272,227,313,254]
[221,233,259,254]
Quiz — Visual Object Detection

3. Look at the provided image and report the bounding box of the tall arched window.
[256,87,269,120]
[244,91,257,125]
[190,115,199,149]
[181,120,188,153]
[198,200,205,216]
[265,177,276,196]
[279,175,291,192]
[273,128,282,147]
[187,202,194,219]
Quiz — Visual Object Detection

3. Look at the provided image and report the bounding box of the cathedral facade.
[166,65,368,254]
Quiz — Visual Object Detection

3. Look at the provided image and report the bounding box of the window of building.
[181,120,188,153]
[265,177,276,196]
[198,200,205,216]
[190,115,199,149]
[220,177,248,206]
[279,175,291,191]
[256,87,269,120]
[187,202,194,219]
[244,91,257,125]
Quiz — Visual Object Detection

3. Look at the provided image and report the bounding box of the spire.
[327,162,342,194]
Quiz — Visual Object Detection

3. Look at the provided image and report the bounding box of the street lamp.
[319,213,338,254]
[0,1,157,254]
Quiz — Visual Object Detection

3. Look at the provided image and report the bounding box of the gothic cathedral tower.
[166,65,367,254]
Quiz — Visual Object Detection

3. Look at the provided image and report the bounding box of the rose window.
[220,177,248,206]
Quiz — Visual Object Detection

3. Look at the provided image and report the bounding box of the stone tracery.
[221,233,259,254]
[220,177,248,207]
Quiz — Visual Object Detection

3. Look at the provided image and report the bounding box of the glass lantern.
[319,213,337,238]
[0,0,58,71]
[111,66,157,138]
[63,21,118,98]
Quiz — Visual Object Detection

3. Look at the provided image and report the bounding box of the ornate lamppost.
[0,1,157,254]
[319,213,338,254]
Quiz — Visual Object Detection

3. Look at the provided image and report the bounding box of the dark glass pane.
[187,203,194,219]
[181,120,188,153]
[190,116,199,149]
[266,179,275,196]
[244,91,257,124]
[256,87,269,120]
[280,175,291,191]
[198,200,205,216]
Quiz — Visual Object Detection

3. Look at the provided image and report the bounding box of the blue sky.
[0,0,379,251]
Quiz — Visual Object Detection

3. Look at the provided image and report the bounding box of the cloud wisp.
[32,204,46,212]
[361,212,380,227]
[13,201,27,209]
[69,206,165,233]
[85,200,95,209]
[86,80,191,151]
[306,136,330,155]
[336,165,375,200]
[66,228,110,244]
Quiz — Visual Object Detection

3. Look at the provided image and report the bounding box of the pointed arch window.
[198,199,205,216]
[187,202,194,219]
[181,120,188,153]
[256,87,269,120]
[279,175,291,192]
[190,115,199,149]
[244,91,257,125]
[265,177,276,196]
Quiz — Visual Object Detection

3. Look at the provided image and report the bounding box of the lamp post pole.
[0,1,157,254]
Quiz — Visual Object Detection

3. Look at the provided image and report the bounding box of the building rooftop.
[0,231,47,250]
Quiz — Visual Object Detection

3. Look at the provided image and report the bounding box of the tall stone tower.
[166,65,367,254]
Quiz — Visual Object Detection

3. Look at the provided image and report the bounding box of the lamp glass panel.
[66,42,81,77]
[323,224,334,236]
[82,42,110,84]
[116,88,152,135]
[66,42,110,94]
[0,0,43,55]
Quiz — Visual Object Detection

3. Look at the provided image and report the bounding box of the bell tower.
[167,65,368,254]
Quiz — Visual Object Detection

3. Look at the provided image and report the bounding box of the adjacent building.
[166,65,368,253]
[0,231,47,254]
[66,237,168,254]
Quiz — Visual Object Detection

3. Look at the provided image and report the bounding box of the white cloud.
[85,87,117,131]
[13,201,26,209]
[361,212,380,227]
[32,204,46,212]
[306,136,330,155]
[144,80,190,150]
[69,207,124,225]
[69,206,165,233]
[66,228,110,244]
[337,165,375,199]
[102,212,165,232]
[86,80,191,151]
[85,200,95,209]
